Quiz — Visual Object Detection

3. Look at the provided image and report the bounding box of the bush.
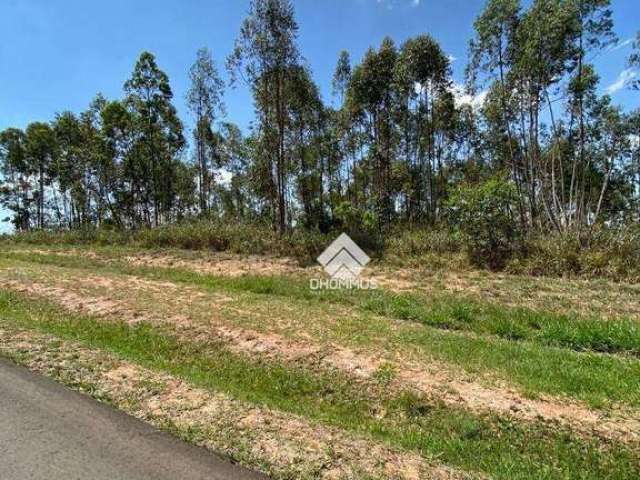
[129,221,334,263]
[380,227,466,269]
[385,228,462,256]
[1,220,335,265]
[0,226,132,246]
[5,215,640,283]
[447,176,521,269]
[508,226,640,282]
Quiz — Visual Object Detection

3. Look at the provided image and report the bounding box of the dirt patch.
[0,327,471,480]
[116,248,640,319]
[192,327,640,444]
[2,274,638,444]
[0,279,155,325]
[112,249,305,277]
[12,246,640,318]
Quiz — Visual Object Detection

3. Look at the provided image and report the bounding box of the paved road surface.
[0,358,268,480]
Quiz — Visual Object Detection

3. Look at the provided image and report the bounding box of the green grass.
[2,249,640,408]
[4,248,640,356]
[0,288,638,480]
[362,293,640,355]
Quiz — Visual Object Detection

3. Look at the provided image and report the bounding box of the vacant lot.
[1,244,639,479]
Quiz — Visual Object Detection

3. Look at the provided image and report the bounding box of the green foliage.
[124,51,185,227]
[187,47,225,214]
[10,218,640,282]
[363,291,640,356]
[1,1,639,283]
[447,175,521,269]
[384,227,462,256]
[333,201,378,233]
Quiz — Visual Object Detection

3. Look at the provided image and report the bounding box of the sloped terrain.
[1,244,639,479]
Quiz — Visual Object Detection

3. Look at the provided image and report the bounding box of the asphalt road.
[0,358,268,480]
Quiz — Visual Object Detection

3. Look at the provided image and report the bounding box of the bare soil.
[0,326,471,480]
[2,273,638,443]
[12,246,640,318]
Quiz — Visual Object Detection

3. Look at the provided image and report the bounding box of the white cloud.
[451,83,487,109]
[375,0,421,9]
[412,82,487,109]
[605,68,637,95]
[216,169,233,186]
[608,37,634,52]
[447,54,457,63]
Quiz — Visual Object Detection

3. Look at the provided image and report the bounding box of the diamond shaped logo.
[317,233,370,281]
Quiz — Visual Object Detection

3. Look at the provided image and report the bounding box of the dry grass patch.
[1,272,638,443]
[0,326,467,480]
[10,245,640,319]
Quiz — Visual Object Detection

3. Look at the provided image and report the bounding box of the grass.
[0,288,638,480]
[2,249,640,408]
[5,249,640,354]
[361,293,640,355]
[6,222,640,281]
[0,221,335,264]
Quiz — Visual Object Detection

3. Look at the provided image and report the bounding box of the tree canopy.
[2,0,638,244]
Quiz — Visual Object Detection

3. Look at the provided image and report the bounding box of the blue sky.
[1,0,639,232]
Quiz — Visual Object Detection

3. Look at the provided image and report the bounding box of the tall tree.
[564,0,616,228]
[228,0,301,234]
[0,128,30,230]
[396,34,452,223]
[187,47,225,214]
[25,122,57,229]
[467,0,522,204]
[332,50,352,105]
[101,99,134,227]
[53,111,84,226]
[347,38,399,229]
[124,51,184,226]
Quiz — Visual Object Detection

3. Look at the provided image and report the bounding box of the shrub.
[508,226,640,282]
[447,175,521,269]
[1,220,334,264]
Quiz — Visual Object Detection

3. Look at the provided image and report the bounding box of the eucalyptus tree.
[396,34,451,223]
[466,0,616,232]
[100,99,134,227]
[561,0,616,228]
[0,128,30,230]
[332,50,352,106]
[467,0,522,198]
[287,65,326,228]
[331,50,356,205]
[52,111,84,226]
[80,94,113,227]
[509,0,573,227]
[216,122,253,222]
[589,100,630,224]
[124,51,184,227]
[227,0,302,233]
[24,122,57,229]
[347,37,399,229]
[187,47,225,214]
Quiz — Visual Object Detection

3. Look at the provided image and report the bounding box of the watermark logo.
[311,233,378,290]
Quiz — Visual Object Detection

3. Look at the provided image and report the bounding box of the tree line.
[2,0,639,240]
